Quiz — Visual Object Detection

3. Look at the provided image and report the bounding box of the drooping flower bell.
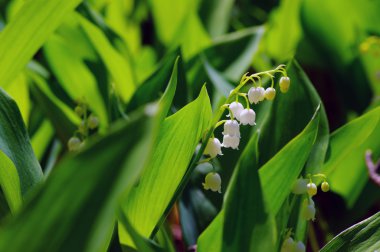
[228,102,244,121]
[321,181,330,192]
[279,76,291,93]
[248,87,265,104]
[68,137,82,152]
[302,198,316,221]
[292,178,308,195]
[294,241,306,252]
[264,87,276,100]
[222,135,240,149]
[223,120,240,137]
[239,109,256,126]
[88,114,99,129]
[204,138,222,158]
[307,182,317,197]
[203,172,222,193]
[281,237,295,252]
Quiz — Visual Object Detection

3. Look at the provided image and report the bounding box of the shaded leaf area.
[321,107,380,208]
[198,107,320,251]
[259,60,329,174]
[0,0,83,87]
[320,211,380,252]
[0,109,157,252]
[119,86,212,247]
[0,89,42,202]
[126,49,188,113]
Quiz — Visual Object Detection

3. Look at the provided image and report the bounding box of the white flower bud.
[68,137,81,152]
[264,87,276,100]
[223,120,240,137]
[321,181,330,192]
[239,109,256,126]
[294,241,306,252]
[203,172,222,193]
[222,135,240,149]
[302,198,316,221]
[88,115,99,129]
[292,179,308,194]
[228,102,244,120]
[204,138,222,158]
[248,87,265,104]
[279,76,290,93]
[281,237,295,252]
[307,182,317,197]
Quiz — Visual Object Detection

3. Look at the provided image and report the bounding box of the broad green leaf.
[119,86,212,246]
[259,60,329,174]
[198,107,320,251]
[31,120,54,161]
[0,89,43,196]
[0,151,22,213]
[263,0,302,62]
[321,107,380,207]
[320,211,380,252]
[199,0,234,38]
[28,71,80,143]
[0,0,82,86]
[0,108,158,252]
[43,32,108,129]
[127,50,187,112]
[78,14,136,102]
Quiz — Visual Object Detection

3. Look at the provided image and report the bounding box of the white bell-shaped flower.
[279,76,290,93]
[281,237,295,252]
[307,182,317,197]
[294,241,306,252]
[239,109,256,126]
[222,135,240,149]
[264,87,276,100]
[68,137,82,152]
[203,138,222,158]
[302,198,316,221]
[292,178,308,195]
[248,87,265,104]
[223,120,240,137]
[203,172,222,193]
[228,102,244,120]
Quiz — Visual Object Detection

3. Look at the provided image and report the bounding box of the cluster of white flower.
[292,174,329,221]
[281,237,305,252]
[201,65,290,193]
[67,102,99,152]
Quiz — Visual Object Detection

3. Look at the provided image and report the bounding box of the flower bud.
[239,109,256,126]
[248,87,265,104]
[68,137,81,152]
[203,172,222,193]
[264,87,276,100]
[79,120,87,134]
[307,182,317,197]
[204,138,222,158]
[88,115,99,129]
[281,237,295,252]
[279,77,290,93]
[223,120,240,137]
[228,102,244,121]
[292,178,308,195]
[321,181,330,192]
[294,241,306,252]
[75,106,84,117]
[222,135,240,149]
[302,198,316,221]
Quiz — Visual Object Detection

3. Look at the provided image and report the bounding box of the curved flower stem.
[238,93,250,109]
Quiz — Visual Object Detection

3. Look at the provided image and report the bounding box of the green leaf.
[77,14,136,102]
[320,211,380,252]
[0,108,158,252]
[199,0,234,38]
[0,89,43,196]
[119,86,212,246]
[259,60,329,173]
[321,107,380,207]
[0,0,82,86]
[28,71,80,143]
[31,120,54,161]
